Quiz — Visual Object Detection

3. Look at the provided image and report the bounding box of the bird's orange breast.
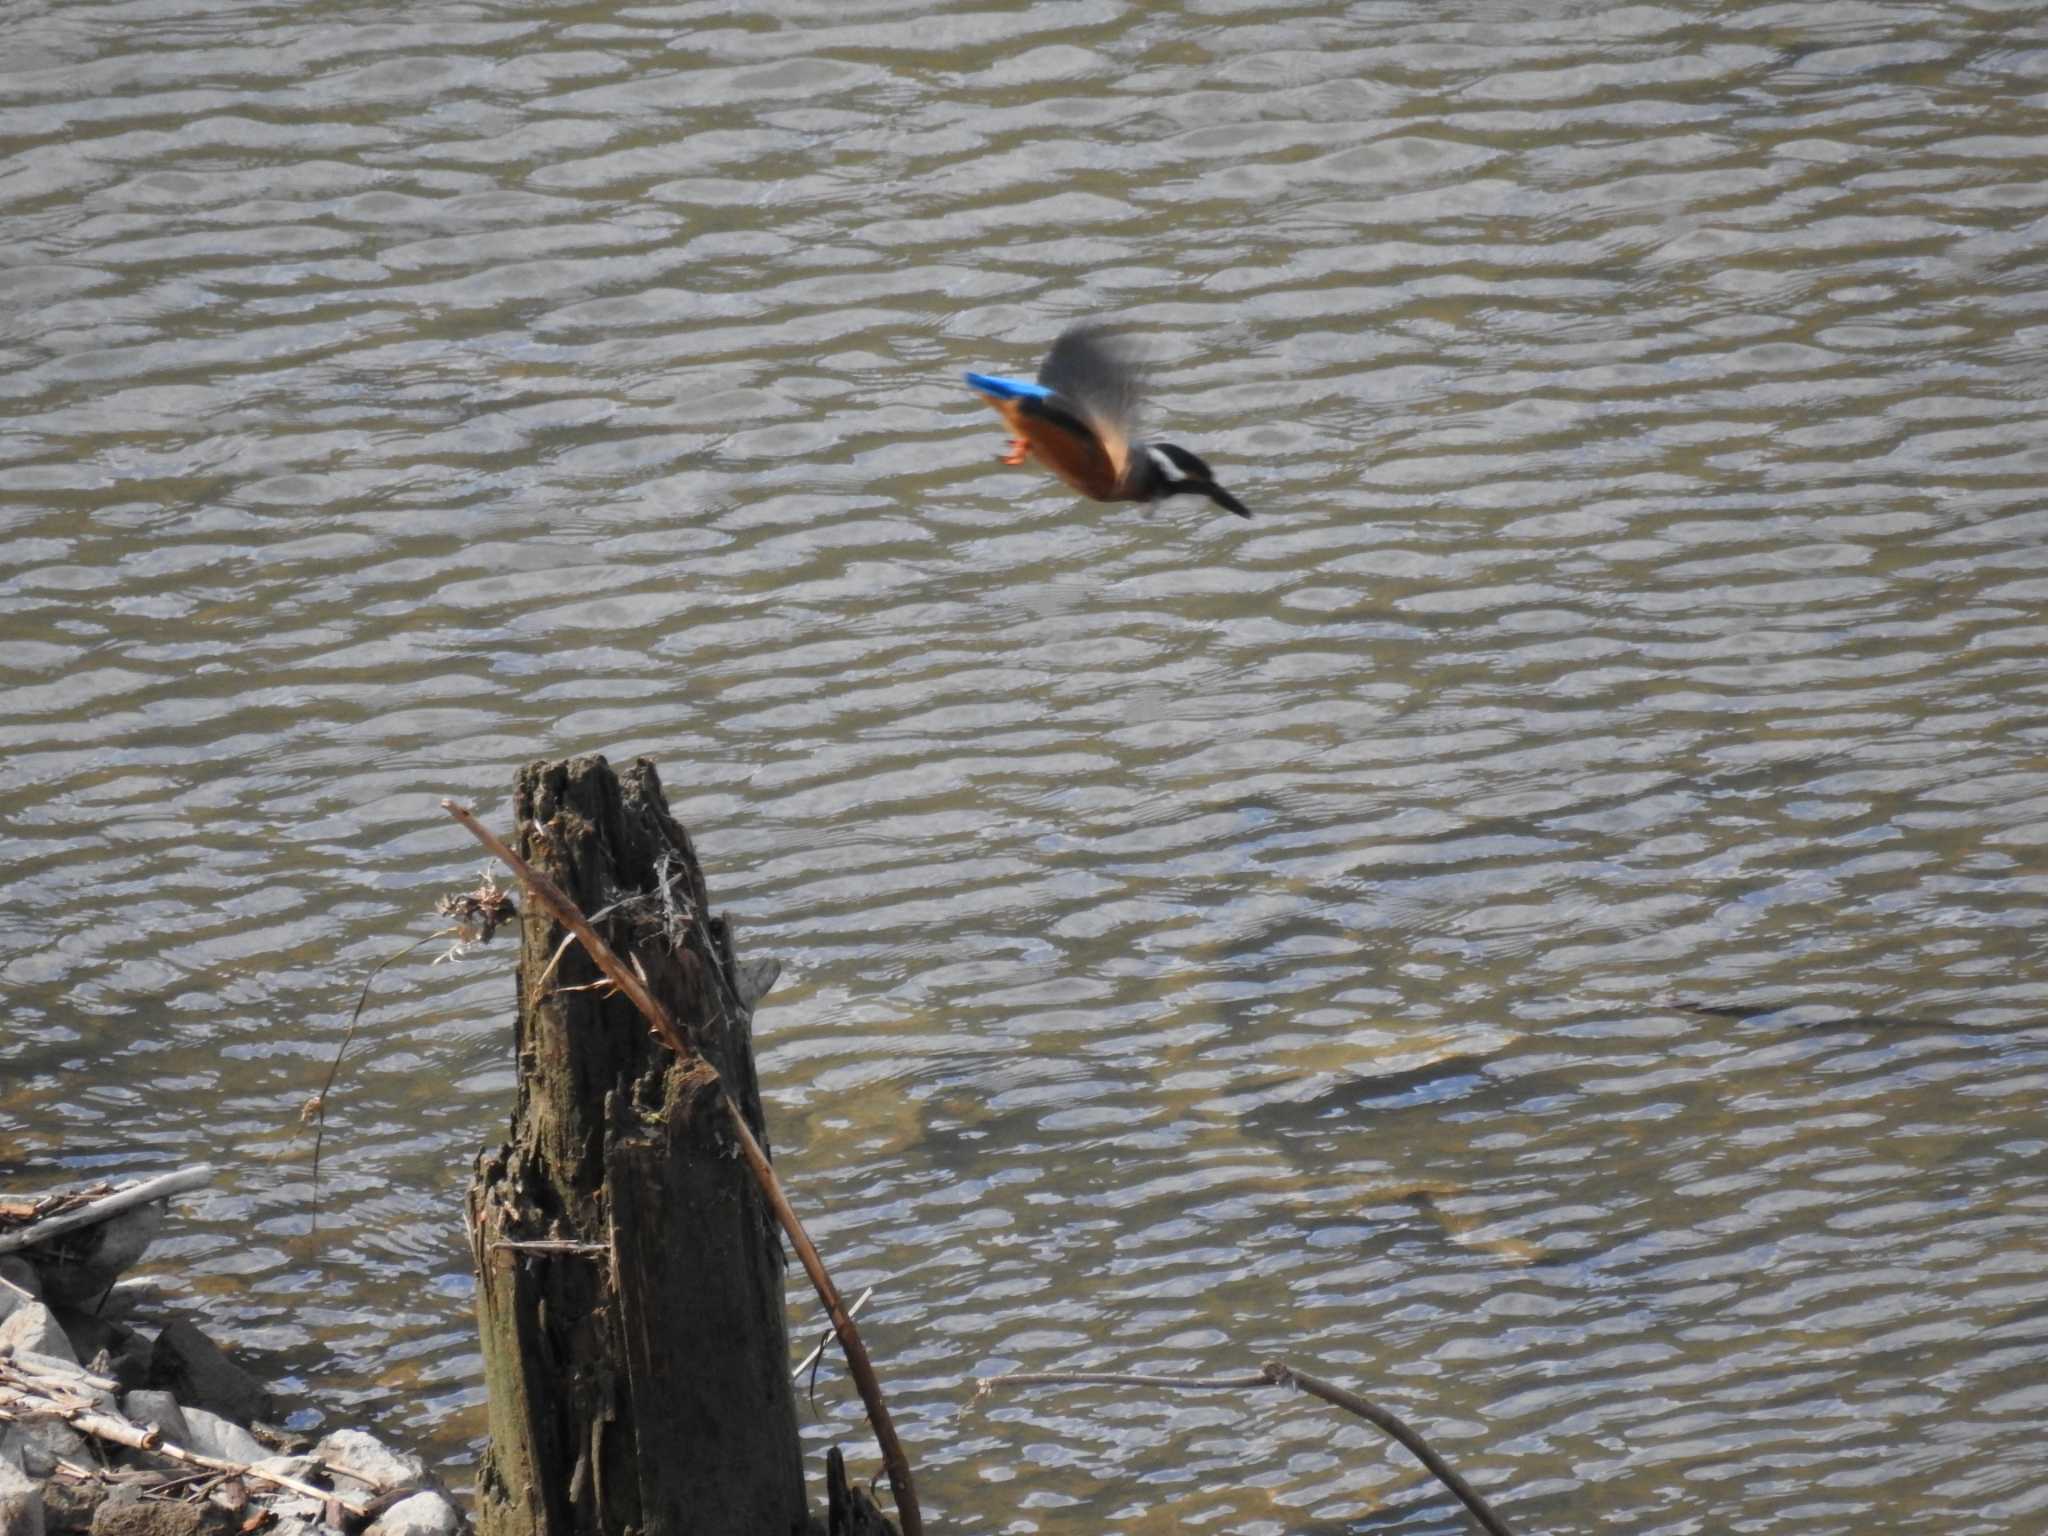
[982,394,1123,502]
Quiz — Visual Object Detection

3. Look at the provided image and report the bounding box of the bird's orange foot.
[999,437,1030,466]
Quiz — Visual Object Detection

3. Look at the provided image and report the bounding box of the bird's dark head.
[1143,443,1251,519]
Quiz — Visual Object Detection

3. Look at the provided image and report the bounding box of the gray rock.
[0,1454,43,1536]
[735,954,781,1009]
[119,1390,191,1449]
[0,1302,78,1363]
[3,1411,87,1472]
[44,1472,108,1533]
[1,1426,47,1479]
[36,1203,164,1307]
[365,1491,464,1536]
[144,1320,270,1425]
[0,1256,43,1300]
[312,1428,424,1494]
[61,1311,148,1390]
[171,1408,268,1466]
[89,1499,234,1535]
[94,1280,159,1321]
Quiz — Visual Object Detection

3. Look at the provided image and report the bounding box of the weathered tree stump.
[468,755,806,1536]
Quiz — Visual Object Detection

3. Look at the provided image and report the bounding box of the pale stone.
[313,1428,423,1494]
[364,1491,464,1536]
[0,1303,77,1364]
[172,1406,269,1466]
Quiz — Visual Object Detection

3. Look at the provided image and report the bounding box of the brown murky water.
[6,2,2048,1531]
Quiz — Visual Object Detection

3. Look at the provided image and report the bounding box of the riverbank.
[0,1170,463,1536]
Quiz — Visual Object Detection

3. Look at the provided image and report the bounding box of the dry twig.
[306,930,443,1228]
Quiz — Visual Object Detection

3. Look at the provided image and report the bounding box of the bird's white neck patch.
[1147,446,1179,481]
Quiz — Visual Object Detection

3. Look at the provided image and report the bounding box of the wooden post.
[468,755,807,1536]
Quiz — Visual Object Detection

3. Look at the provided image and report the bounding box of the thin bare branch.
[725,1096,919,1536]
[309,929,449,1235]
[976,1359,1521,1536]
[1264,1361,1517,1536]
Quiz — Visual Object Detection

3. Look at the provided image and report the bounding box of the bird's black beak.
[1204,482,1252,519]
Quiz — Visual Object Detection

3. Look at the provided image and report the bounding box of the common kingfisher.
[965,324,1252,519]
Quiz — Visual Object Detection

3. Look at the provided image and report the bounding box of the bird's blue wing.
[965,371,1053,401]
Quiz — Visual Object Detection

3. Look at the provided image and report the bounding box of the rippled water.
[7,1,2048,1531]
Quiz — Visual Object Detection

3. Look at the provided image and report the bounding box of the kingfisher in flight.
[965,324,1252,519]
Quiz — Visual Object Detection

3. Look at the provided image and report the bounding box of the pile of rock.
[0,1170,464,1536]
